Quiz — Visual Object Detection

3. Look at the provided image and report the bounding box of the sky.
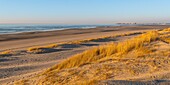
[0,0,170,24]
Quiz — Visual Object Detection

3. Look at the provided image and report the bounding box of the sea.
[0,24,119,34]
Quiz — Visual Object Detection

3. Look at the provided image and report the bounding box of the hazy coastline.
[0,24,118,34]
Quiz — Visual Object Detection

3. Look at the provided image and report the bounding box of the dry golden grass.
[0,50,12,56]
[66,32,143,45]
[27,46,45,53]
[16,28,170,85]
[26,32,142,53]
[46,31,158,72]
[27,44,58,53]
[15,28,170,85]
[0,31,142,56]
[159,28,170,43]
[160,37,170,43]
[162,27,170,32]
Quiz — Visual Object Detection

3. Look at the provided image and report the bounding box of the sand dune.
[0,25,170,84]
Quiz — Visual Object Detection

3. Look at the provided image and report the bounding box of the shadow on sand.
[92,38,117,42]
[36,48,71,54]
[101,80,170,85]
[59,44,81,49]
[80,43,99,46]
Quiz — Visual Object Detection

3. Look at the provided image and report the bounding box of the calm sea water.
[0,24,119,34]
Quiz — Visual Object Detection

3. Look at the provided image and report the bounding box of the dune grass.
[162,27,170,31]
[0,31,142,56]
[15,29,170,85]
[14,28,170,85]
[159,28,170,43]
[0,50,12,56]
[46,31,158,72]
[27,44,58,53]
[72,32,142,45]
[26,32,142,54]
[160,37,170,44]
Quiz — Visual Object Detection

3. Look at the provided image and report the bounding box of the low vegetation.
[0,50,12,56]
[27,44,58,53]
[26,32,143,53]
[46,31,158,71]
[15,29,170,85]
[162,27,170,32]
[0,31,142,56]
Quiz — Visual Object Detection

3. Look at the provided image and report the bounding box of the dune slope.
[14,28,170,85]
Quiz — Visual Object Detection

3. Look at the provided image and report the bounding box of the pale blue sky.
[0,0,169,24]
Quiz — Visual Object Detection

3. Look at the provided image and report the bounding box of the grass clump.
[66,32,143,45]
[160,37,170,44]
[159,27,170,43]
[162,27,170,32]
[47,31,158,71]
[27,44,58,53]
[0,50,12,56]
[27,46,45,53]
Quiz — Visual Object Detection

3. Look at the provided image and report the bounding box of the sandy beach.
[0,25,170,84]
[1,0,170,84]
[0,25,168,51]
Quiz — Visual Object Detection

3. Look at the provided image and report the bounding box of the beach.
[0,25,170,84]
[0,25,168,51]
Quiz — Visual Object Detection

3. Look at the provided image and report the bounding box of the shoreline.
[0,24,119,35]
[0,26,119,42]
[0,24,165,36]
[0,25,168,41]
[0,26,99,35]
